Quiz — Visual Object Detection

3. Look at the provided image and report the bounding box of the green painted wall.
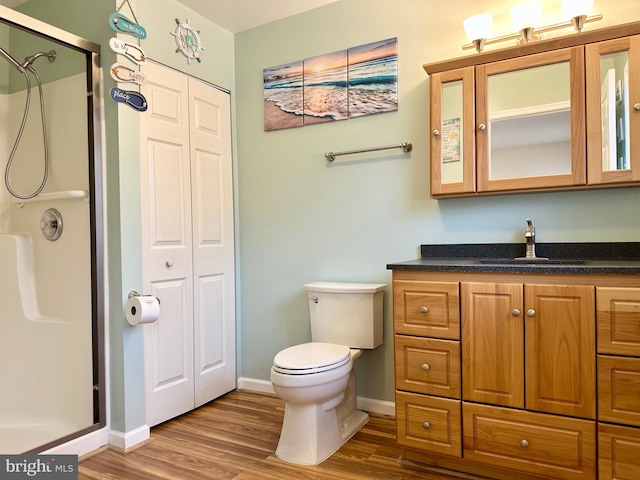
[4,0,640,442]
[234,0,640,403]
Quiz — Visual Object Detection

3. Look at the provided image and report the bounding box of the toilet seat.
[273,342,350,375]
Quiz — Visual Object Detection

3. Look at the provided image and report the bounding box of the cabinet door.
[429,67,475,196]
[598,355,640,427]
[476,47,586,193]
[461,282,524,408]
[586,35,640,185]
[393,280,460,339]
[599,423,640,480]
[597,287,640,356]
[525,284,595,419]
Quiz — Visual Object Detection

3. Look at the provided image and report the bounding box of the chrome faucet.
[524,218,536,258]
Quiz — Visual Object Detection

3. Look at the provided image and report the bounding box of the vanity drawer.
[395,391,462,458]
[598,355,640,427]
[598,423,640,480]
[597,287,640,356]
[393,280,459,339]
[394,335,460,398]
[463,402,596,480]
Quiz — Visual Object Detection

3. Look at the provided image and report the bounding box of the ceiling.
[175,0,341,33]
[0,1,341,34]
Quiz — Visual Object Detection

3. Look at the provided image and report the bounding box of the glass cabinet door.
[430,67,475,196]
[586,35,640,185]
[476,48,586,193]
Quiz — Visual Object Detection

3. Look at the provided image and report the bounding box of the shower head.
[21,50,56,69]
[0,47,25,73]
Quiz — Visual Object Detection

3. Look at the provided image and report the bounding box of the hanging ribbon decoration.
[108,0,148,111]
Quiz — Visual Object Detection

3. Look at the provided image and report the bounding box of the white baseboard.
[43,427,109,456]
[357,396,395,417]
[237,377,275,395]
[107,424,150,451]
[237,377,396,417]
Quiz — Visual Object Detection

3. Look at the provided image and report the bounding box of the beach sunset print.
[263,37,398,131]
[263,60,304,131]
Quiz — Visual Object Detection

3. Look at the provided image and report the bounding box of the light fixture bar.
[462,13,603,51]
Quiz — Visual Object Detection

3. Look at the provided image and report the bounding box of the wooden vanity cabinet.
[429,67,475,196]
[595,286,640,477]
[393,280,462,457]
[462,282,595,418]
[393,270,640,479]
[475,48,586,193]
[586,35,640,186]
[425,21,640,198]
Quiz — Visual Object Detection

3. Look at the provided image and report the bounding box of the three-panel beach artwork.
[263,37,398,131]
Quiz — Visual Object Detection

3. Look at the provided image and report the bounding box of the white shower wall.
[0,72,93,453]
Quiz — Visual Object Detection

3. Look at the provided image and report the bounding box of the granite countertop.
[386,243,640,275]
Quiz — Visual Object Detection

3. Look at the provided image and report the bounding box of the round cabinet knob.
[634,103,640,111]
[432,129,440,137]
[421,363,430,371]
[420,306,429,314]
[527,309,536,317]
[422,422,430,430]
[520,439,529,448]
[512,308,521,317]
[478,123,486,131]
[166,259,174,268]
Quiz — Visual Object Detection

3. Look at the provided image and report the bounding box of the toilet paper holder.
[128,290,161,304]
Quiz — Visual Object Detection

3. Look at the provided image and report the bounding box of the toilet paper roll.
[125,295,160,325]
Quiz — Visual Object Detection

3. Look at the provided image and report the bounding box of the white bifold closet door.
[139,61,235,427]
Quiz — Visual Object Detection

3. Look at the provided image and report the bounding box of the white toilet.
[270,281,386,465]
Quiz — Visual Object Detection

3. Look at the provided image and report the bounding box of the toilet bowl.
[270,342,368,465]
[270,281,385,466]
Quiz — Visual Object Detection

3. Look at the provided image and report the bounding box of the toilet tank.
[304,282,386,349]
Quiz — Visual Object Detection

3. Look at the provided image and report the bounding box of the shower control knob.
[40,208,63,241]
[166,259,174,267]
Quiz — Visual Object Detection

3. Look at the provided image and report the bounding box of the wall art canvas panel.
[347,37,398,118]
[303,50,348,124]
[263,37,398,131]
[263,60,304,131]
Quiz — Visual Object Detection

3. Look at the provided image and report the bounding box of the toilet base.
[275,401,369,466]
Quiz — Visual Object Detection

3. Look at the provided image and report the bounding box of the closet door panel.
[140,62,195,426]
[189,77,236,406]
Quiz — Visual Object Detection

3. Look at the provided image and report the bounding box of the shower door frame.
[0,5,105,452]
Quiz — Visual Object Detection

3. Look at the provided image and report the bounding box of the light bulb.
[510,2,543,30]
[561,0,594,18]
[463,13,492,42]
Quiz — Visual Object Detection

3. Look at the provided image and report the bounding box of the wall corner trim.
[108,424,150,451]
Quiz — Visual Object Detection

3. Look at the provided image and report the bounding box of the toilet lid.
[273,342,351,375]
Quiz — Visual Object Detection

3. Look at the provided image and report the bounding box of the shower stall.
[0,6,104,453]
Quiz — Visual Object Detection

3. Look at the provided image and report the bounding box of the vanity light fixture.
[462,0,602,52]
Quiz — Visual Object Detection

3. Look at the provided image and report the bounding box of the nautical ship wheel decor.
[171,18,204,64]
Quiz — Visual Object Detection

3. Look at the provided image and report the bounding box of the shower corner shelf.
[12,189,89,207]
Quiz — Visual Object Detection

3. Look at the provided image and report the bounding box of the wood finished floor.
[78,390,462,479]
